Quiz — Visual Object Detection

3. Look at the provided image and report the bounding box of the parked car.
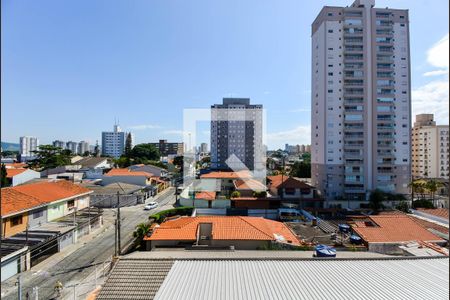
[144,202,159,210]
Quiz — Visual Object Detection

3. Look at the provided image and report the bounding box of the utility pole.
[73,207,77,226]
[17,275,22,300]
[116,191,121,255]
[114,219,118,257]
[33,287,39,300]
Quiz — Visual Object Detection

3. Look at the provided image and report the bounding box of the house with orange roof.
[2,167,40,187]
[102,168,154,186]
[348,215,446,254]
[144,216,301,250]
[1,180,93,238]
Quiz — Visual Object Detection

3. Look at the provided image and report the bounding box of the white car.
[144,202,158,210]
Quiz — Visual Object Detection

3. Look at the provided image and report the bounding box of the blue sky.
[1,0,448,149]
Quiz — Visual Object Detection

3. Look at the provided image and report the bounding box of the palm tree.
[133,222,151,239]
[425,179,443,204]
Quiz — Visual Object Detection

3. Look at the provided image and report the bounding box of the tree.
[93,142,100,157]
[28,145,72,170]
[82,151,90,157]
[133,222,151,239]
[129,144,160,162]
[172,156,184,171]
[425,179,443,203]
[290,161,311,178]
[124,133,133,158]
[1,163,8,187]
[369,189,385,212]
[301,152,311,163]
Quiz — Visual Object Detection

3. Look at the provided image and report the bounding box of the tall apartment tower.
[66,141,78,154]
[52,140,66,149]
[210,98,264,172]
[311,0,411,208]
[78,141,90,155]
[19,136,39,157]
[102,124,126,158]
[412,114,449,179]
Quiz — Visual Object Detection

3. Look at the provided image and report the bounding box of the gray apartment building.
[311,0,411,208]
[210,98,264,172]
[150,140,184,156]
[102,125,126,158]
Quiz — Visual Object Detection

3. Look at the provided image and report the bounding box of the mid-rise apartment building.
[102,125,126,158]
[210,98,264,172]
[19,136,39,157]
[150,140,183,157]
[52,140,65,149]
[200,143,208,153]
[412,114,449,179]
[78,141,90,155]
[66,141,78,154]
[311,0,411,208]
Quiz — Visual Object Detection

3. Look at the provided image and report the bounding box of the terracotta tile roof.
[410,217,449,235]
[267,175,312,189]
[1,180,92,217]
[351,215,444,244]
[195,191,216,200]
[5,168,27,178]
[417,208,449,220]
[151,177,166,184]
[105,168,153,178]
[234,179,266,191]
[145,216,301,245]
[200,171,252,179]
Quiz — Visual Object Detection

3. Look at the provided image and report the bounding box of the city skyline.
[1,0,448,149]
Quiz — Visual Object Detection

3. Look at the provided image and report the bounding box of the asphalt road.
[1,188,176,300]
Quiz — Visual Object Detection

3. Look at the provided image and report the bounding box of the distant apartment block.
[150,140,183,156]
[210,98,264,172]
[52,140,65,149]
[102,125,126,158]
[412,114,449,179]
[200,142,208,153]
[284,144,311,154]
[78,141,90,155]
[311,0,411,208]
[66,141,78,154]
[19,136,39,157]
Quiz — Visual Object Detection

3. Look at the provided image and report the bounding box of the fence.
[90,194,145,208]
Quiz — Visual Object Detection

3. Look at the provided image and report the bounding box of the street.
[1,187,176,300]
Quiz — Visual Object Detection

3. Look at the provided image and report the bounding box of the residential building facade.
[52,140,65,149]
[311,0,411,208]
[149,139,183,156]
[102,125,126,158]
[66,141,78,154]
[19,136,39,157]
[200,143,208,153]
[412,114,449,179]
[78,141,90,155]
[210,98,264,172]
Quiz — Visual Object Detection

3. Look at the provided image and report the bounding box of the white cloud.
[413,33,449,124]
[426,33,449,70]
[266,125,311,149]
[127,124,161,130]
[423,69,449,77]
[412,80,449,125]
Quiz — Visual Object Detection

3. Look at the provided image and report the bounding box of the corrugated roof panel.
[154,259,449,300]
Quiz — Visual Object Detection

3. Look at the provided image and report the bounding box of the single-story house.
[349,215,446,254]
[144,216,301,250]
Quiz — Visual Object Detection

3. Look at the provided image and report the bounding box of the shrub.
[412,199,435,209]
[149,206,194,223]
[230,191,241,198]
[395,201,410,213]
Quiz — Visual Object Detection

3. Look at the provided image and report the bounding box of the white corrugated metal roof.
[154,258,449,300]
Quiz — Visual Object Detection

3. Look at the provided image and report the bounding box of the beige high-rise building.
[412,114,449,179]
[311,0,411,208]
